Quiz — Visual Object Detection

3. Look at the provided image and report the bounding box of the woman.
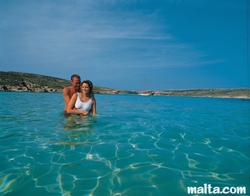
[66,80,97,116]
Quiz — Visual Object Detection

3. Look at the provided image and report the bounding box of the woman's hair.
[81,80,94,97]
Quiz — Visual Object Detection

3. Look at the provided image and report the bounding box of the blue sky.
[0,0,249,91]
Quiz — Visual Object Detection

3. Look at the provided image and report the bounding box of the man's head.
[70,74,81,91]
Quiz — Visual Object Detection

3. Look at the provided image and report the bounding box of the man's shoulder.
[63,86,72,91]
[63,86,72,94]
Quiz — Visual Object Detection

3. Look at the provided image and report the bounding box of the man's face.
[71,77,80,90]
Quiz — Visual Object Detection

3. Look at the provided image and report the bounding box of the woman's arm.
[66,94,89,115]
[91,98,97,116]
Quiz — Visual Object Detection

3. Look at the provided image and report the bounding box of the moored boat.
[138,91,154,96]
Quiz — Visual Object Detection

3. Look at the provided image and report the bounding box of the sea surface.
[0,92,249,196]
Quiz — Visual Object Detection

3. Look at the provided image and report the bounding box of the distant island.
[0,71,249,99]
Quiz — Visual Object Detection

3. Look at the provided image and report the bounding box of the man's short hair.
[71,74,81,81]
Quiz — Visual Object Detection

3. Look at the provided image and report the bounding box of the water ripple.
[0,93,249,195]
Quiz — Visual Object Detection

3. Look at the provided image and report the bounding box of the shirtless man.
[62,74,81,113]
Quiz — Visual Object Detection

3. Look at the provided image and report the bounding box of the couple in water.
[62,74,97,117]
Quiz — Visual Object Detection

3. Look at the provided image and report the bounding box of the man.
[62,74,81,112]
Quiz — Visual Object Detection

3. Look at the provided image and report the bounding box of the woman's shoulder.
[90,95,96,102]
[71,92,79,99]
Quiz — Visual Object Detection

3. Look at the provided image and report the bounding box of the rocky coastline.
[153,89,249,99]
[0,71,136,94]
[0,71,249,98]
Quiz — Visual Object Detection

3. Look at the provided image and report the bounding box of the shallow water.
[0,92,249,195]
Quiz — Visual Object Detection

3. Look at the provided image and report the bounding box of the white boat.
[139,78,154,96]
[138,91,154,96]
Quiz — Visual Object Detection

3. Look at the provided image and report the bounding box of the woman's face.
[81,82,90,93]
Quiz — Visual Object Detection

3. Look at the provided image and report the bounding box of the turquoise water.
[0,92,249,196]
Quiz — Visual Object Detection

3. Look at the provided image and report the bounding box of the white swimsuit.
[75,93,92,111]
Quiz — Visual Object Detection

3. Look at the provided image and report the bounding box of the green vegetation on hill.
[0,71,69,89]
[0,71,117,93]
